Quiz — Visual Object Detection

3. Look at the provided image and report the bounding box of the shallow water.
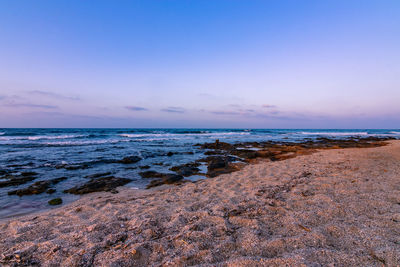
[1,128,399,219]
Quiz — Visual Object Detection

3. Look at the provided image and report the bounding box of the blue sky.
[0,0,399,128]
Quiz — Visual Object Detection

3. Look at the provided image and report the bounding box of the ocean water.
[1,128,399,219]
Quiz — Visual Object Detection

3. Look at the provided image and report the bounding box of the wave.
[389,131,400,134]
[0,134,86,141]
[0,132,4,135]
[118,132,251,138]
[43,139,126,146]
[299,132,369,136]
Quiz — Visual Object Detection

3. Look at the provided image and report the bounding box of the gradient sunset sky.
[0,1,399,128]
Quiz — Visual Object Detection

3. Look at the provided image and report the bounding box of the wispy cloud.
[161,107,185,113]
[0,95,58,109]
[27,90,80,101]
[2,103,58,109]
[228,104,241,108]
[210,110,241,116]
[262,104,277,108]
[125,106,148,111]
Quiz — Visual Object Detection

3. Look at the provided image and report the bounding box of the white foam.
[0,134,85,141]
[389,131,400,134]
[118,132,250,139]
[0,132,4,135]
[29,135,85,140]
[44,139,126,146]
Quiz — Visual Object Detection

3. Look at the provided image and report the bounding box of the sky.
[0,0,399,128]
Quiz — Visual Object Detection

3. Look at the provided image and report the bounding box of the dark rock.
[232,149,258,159]
[139,171,166,179]
[201,156,241,178]
[117,156,141,164]
[110,189,119,194]
[85,172,112,179]
[146,174,184,189]
[169,163,201,177]
[0,176,36,188]
[46,188,56,194]
[139,165,150,169]
[162,174,184,184]
[56,164,89,170]
[48,198,62,205]
[197,155,238,164]
[167,152,174,157]
[64,176,131,195]
[204,150,225,155]
[8,177,67,196]
[199,140,234,150]
[208,157,228,169]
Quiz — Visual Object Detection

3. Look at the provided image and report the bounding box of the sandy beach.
[1,140,399,266]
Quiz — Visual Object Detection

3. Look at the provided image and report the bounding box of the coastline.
[1,140,399,266]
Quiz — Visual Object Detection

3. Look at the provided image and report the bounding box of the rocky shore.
[0,139,399,266]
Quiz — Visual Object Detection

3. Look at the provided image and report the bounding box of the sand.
[1,141,399,266]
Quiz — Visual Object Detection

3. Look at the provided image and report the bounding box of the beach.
[1,140,399,266]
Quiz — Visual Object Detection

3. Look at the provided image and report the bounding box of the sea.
[1,128,399,219]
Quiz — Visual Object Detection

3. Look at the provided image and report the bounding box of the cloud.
[228,104,241,108]
[2,103,58,109]
[262,104,277,108]
[125,106,148,111]
[27,90,80,101]
[210,110,241,116]
[0,94,59,109]
[161,107,185,113]
[210,108,256,116]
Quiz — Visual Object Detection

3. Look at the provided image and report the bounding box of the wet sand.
[1,141,399,266]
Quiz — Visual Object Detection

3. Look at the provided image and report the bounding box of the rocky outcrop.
[8,177,67,196]
[48,198,62,205]
[146,174,184,189]
[169,163,201,177]
[64,177,131,195]
[138,170,184,188]
[116,156,141,164]
[0,172,38,188]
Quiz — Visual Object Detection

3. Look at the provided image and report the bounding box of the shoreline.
[1,140,399,266]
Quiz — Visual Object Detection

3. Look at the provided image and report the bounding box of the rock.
[117,156,141,164]
[166,152,174,157]
[169,163,201,177]
[232,149,258,160]
[64,176,131,195]
[56,164,89,170]
[139,170,184,188]
[146,174,184,189]
[139,165,150,169]
[208,157,228,169]
[199,140,234,150]
[162,174,183,184]
[202,156,241,178]
[0,176,36,188]
[8,177,67,196]
[85,172,112,179]
[204,150,225,155]
[46,188,56,194]
[139,171,166,179]
[110,188,119,194]
[48,198,62,205]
